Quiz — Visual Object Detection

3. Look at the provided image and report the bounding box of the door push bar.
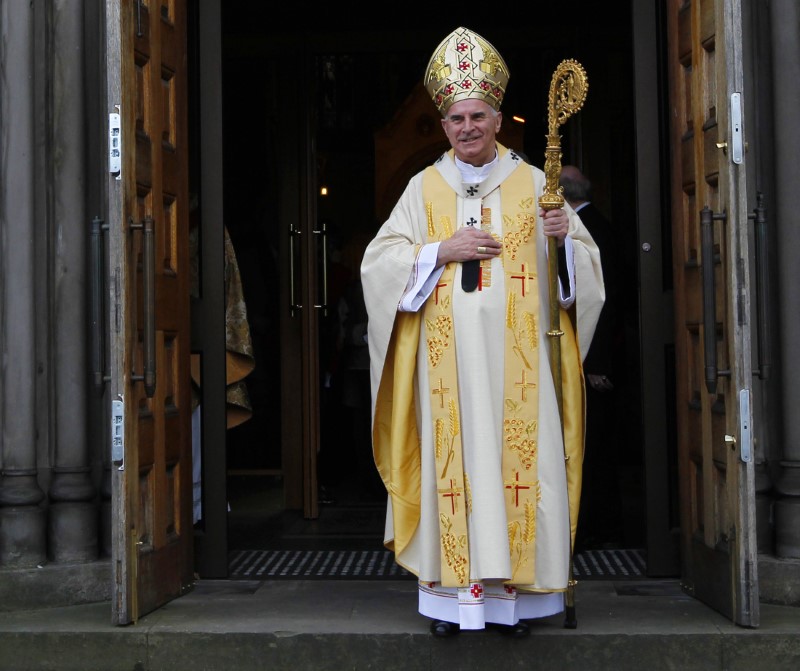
[748,192,771,380]
[700,206,729,394]
[90,215,157,398]
[700,193,771,395]
[129,215,156,398]
[90,216,110,390]
[312,221,329,316]
[289,224,300,316]
[289,222,329,317]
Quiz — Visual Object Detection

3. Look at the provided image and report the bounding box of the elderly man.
[361,27,604,637]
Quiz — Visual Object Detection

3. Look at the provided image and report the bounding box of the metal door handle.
[90,216,109,389]
[700,206,727,394]
[312,221,328,315]
[130,216,156,397]
[749,192,771,380]
[289,224,301,315]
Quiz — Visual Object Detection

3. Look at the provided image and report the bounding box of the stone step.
[1,579,799,671]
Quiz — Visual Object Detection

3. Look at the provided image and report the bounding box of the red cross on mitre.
[470,583,484,599]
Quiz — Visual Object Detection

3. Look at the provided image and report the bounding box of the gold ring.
[477,246,487,254]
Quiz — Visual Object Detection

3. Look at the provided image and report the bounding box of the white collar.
[455,151,499,184]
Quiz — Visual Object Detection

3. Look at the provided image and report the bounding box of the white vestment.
[362,148,604,628]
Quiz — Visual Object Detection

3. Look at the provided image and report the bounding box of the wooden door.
[107,0,193,625]
[666,0,758,626]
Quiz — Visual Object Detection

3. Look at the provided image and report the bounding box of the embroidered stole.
[422,153,541,586]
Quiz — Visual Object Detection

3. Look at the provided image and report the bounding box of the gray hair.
[559,172,592,202]
[442,106,500,121]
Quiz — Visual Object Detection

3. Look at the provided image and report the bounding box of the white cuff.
[398,243,444,312]
[546,237,576,308]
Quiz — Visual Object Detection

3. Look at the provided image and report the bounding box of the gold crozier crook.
[537,58,588,630]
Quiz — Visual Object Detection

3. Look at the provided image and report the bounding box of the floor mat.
[229,548,413,580]
[572,547,647,579]
[228,548,647,581]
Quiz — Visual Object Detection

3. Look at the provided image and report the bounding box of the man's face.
[441,99,502,167]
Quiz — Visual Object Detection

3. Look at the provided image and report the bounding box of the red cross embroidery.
[510,263,535,296]
[434,281,448,304]
[440,478,462,514]
[470,583,484,599]
[505,471,533,507]
[504,585,515,594]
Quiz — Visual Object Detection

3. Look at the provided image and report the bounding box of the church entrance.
[191,4,659,580]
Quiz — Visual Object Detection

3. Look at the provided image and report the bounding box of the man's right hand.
[436,226,502,267]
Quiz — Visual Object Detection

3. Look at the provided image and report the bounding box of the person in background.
[361,27,604,638]
[559,165,624,549]
[189,197,255,525]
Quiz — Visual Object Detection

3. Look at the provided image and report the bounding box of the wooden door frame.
[191,0,228,578]
[632,0,680,575]
[190,4,679,576]
[280,47,321,518]
[192,12,325,583]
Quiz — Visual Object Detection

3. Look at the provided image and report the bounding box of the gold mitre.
[424,27,510,115]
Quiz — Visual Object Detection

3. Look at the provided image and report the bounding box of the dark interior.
[194,5,646,555]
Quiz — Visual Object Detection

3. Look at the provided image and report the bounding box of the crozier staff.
[361,26,604,638]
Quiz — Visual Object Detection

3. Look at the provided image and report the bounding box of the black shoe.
[490,620,530,638]
[429,620,460,637]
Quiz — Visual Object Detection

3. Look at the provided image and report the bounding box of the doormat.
[229,549,413,580]
[228,548,647,581]
[572,547,647,579]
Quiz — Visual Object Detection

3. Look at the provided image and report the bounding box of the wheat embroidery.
[506,291,532,369]
[440,398,460,479]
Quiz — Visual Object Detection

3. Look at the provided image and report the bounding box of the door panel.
[666,0,758,626]
[293,58,322,518]
[108,0,193,625]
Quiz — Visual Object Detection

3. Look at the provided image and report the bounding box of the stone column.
[771,0,800,558]
[46,0,98,563]
[0,0,47,567]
